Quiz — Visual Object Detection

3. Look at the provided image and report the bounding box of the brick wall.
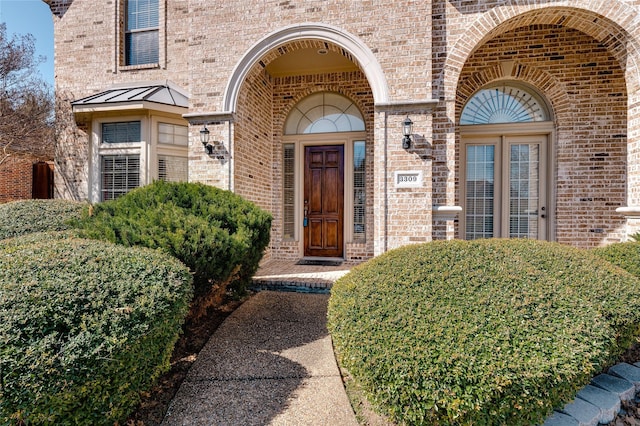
[0,156,34,203]
[48,0,640,255]
[234,69,274,212]
[50,0,190,200]
[454,25,628,248]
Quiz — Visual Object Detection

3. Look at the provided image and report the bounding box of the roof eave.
[72,101,188,116]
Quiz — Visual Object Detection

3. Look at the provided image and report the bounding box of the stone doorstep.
[251,279,333,294]
[545,363,640,426]
[251,282,331,294]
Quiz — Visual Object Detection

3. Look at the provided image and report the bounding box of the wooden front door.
[304,145,344,257]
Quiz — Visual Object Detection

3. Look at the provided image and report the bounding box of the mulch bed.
[123,295,247,426]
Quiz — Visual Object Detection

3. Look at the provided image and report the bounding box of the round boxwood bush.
[328,239,640,426]
[75,181,272,298]
[592,241,640,278]
[0,199,87,240]
[0,232,193,425]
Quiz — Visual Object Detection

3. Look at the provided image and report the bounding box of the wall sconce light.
[402,116,413,149]
[200,125,213,154]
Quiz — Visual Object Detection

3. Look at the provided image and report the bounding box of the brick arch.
[223,23,388,112]
[455,63,572,130]
[443,4,640,100]
[452,22,630,247]
[443,2,640,213]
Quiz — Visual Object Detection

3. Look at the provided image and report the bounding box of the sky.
[0,0,54,87]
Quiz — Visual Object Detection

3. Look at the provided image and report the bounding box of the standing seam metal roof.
[71,84,189,108]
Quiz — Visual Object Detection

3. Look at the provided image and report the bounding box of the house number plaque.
[394,171,422,188]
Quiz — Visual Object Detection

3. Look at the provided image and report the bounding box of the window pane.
[509,144,540,239]
[158,155,187,182]
[101,155,140,201]
[353,141,366,242]
[284,92,365,135]
[158,123,188,146]
[465,145,495,240]
[126,30,159,65]
[125,0,159,65]
[283,144,295,239]
[127,0,159,30]
[461,85,549,125]
[102,121,141,143]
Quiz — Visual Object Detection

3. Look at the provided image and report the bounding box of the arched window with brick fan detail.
[460,84,550,125]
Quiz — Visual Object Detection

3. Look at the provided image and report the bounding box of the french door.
[462,134,548,240]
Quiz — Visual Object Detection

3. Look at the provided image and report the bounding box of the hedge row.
[592,241,640,279]
[0,199,87,240]
[0,232,193,425]
[75,181,272,297]
[328,239,640,425]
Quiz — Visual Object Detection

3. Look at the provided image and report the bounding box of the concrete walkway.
[162,290,358,426]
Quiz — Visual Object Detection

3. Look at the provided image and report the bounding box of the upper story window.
[125,0,159,66]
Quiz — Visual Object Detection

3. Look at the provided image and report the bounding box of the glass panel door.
[508,143,539,238]
[504,136,546,240]
[463,135,547,240]
[465,144,496,240]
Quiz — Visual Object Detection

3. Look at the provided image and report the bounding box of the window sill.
[433,205,462,221]
[617,206,640,219]
[119,63,161,72]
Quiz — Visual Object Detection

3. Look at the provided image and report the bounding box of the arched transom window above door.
[460,84,550,125]
[284,92,365,135]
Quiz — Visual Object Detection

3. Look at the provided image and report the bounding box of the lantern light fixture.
[402,116,413,149]
[200,125,213,154]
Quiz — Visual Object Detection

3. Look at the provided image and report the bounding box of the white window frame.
[459,122,555,241]
[100,154,141,201]
[124,0,160,66]
[90,115,189,202]
[118,0,166,70]
[151,117,189,182]
[91,115,147,203]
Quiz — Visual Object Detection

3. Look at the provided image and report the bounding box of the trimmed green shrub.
[328,239,640,426]
[592,241,640,278]
[0,199,88,240]
[75,181,272,297]
[0,232,193,425]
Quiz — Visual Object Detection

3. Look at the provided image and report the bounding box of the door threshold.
[296,257,344,266]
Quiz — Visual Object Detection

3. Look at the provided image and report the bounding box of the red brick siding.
[0,156,34,203]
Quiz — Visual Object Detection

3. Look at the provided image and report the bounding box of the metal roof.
[72,82,189,109]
